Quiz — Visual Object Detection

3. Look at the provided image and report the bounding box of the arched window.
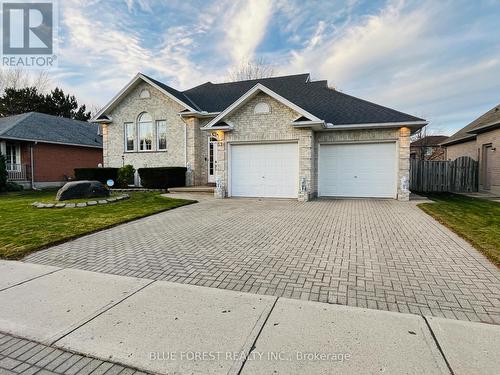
[137,112,153,151]
[254,102,270,114]
[140,89,150,99]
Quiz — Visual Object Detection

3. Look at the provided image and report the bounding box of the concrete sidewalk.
[0,261,498,375]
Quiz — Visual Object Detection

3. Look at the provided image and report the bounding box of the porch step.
[168,186,214,193]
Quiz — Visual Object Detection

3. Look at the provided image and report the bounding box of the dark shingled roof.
[0,112,103,148]
[143,74,202,111]
[411,135,448,147]
[176,73,424,125]
[442,103,500,145]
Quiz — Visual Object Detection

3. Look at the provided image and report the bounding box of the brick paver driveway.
[25,194,500,324]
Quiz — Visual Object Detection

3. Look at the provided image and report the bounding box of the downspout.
[30,143,38,190]
[178,114,189,167]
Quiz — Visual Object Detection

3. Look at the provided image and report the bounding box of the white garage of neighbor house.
[93,73,427,201]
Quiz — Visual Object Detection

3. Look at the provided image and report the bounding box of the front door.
[208,137,218,184]
[482,144,492,190]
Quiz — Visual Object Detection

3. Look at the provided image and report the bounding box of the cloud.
[55,0,223,107]
[277,0,500,133]
[224,0,274,62]
[41,0,500,134]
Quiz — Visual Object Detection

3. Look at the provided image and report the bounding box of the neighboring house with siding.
[0,112,103,188]
[93,73,427,201]
[410,135,447,160]
[442,103,500,194]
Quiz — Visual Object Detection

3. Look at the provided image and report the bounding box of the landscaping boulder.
[56,180,110,201]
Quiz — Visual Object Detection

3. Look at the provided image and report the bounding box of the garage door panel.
[319,143,397,198]
[230,143,298,198]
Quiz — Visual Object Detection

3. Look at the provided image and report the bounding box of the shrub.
[138,167,187,189]
[74,167,119,184]
[117,165,135,188]
[6,182,23,191]
[0,152,7,192]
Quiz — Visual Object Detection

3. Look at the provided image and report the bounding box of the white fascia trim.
[0,136,103,149]
[91,73,196,121]
[202,125,233,131]
[202,83,322,129]
[179,111,220,118]
[291,120,326,127]
[322,121,428,130]
[94,116,113,124]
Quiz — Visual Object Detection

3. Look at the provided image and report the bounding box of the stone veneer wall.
[104,81,187,170]
[104,81,211,187]
[314,127,411,201]
[215,92,314,201]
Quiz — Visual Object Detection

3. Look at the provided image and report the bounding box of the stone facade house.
[93,73,427,201]
[442,103,500,194]
[0,112,103,189]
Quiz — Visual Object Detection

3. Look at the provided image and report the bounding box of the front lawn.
[0,190,195,260]
[418,193,500,266]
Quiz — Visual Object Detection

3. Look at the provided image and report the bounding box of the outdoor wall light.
[211,131,224,146]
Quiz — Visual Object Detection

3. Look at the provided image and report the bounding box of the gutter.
[466,121,500,135]
[0,136,103,149]
[440,134,476,147]
[179,111,220,119]
[201,125,233,131]
[291,120,328,130]
[319,120,428,131]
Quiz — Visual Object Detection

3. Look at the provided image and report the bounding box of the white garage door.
[319,142,397,198]
[230,143,298,198]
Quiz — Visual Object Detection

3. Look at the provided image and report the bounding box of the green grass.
[418,193,500,267]
[0,190,195,260]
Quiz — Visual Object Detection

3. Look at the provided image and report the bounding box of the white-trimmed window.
[138,112,153,151]
[124,122,135,151]
[156,120,167,150]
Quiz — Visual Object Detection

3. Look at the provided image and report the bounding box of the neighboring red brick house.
[0,112,103,188]
[410,135,448,160]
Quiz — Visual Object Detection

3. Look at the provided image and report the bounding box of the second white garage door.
[230,143,298,198]
[319,142,397,198]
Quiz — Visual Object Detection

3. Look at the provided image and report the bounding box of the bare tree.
[410,124,448,160]
[226,58,275,81]
[0,68,51,94]
[89,104,102,119]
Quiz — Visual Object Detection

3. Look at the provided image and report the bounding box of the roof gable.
[442,103,500,145]
[183,73,310,112]
[92,71,426,128]
[91,73,197,121]
[203,83,322,129]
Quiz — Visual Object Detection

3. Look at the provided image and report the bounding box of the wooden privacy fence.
[410,156,478,192]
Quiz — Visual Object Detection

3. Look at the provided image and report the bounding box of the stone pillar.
[398,127,411,201]
[101,125,109,167]
[214,140,226,198]
[298,130,314,202]
[184,117,200,186]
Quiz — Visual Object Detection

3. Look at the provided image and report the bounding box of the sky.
[47,0,500,135]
